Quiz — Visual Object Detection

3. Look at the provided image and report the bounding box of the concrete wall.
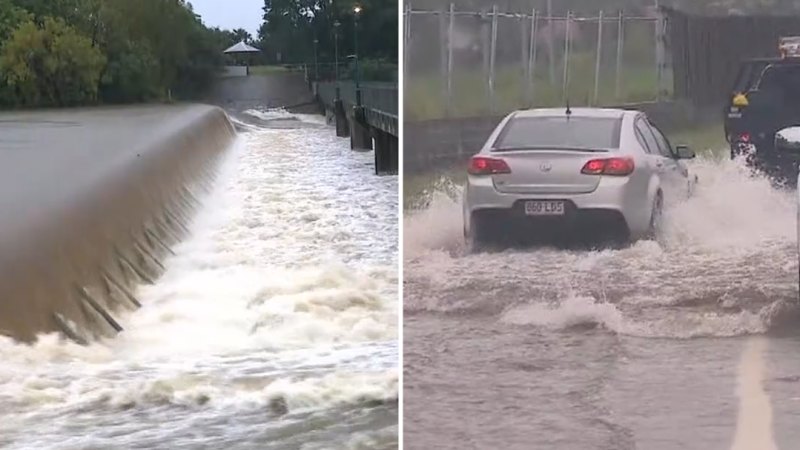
[220,66,249,77]
[405,100,719,174]
[205,73,318,114]
[0,105,236,343]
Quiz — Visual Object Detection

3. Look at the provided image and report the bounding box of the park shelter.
[222,41,260,77]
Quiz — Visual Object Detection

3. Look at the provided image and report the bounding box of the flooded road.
[404,156,800,449]
[0,109,398,449]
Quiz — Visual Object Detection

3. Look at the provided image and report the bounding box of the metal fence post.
[593,11,604,106]
[439,9,447,111]
[404,4,411,83]
[482,12,491,109]
[562,11,571,102]
[615,11,624,101]
[447,3,455,116]
[547,0,555,84]
[528,9,538,107]
[521,12,528,106]
[655,7,666,101]
[614,11,625,100]
[489,5,498,114]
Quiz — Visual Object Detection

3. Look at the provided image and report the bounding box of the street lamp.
[353,5,362,105]
[334,20,341,83]
[313,37,319,80]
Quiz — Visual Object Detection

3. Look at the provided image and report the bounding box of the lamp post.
[353,5,362,105]
[313,37,319,80]
[334,20,341,83]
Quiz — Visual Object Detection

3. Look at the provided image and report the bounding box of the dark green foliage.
[0,18,106,106]
[0,0,32,40]
[99,41,161,103]
[257,0,397,70]
[0,0,230,108]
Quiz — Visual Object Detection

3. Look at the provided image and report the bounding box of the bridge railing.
[315,81,398,135]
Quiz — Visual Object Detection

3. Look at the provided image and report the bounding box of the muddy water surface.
[404,156,800,449]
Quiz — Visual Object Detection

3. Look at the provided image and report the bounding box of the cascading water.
[0,108,398,449]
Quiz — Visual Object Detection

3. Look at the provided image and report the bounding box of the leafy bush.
[0,18,106,106]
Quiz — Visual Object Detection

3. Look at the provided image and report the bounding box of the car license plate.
[524,200,565,216]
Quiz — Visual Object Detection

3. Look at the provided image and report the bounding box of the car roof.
[510,107,632,120]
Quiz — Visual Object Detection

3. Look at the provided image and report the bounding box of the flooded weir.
[0,104,397,448]
[0,104,236,343]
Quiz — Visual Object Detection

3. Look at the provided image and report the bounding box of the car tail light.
[468,156,511,175]
[580,157,634,176]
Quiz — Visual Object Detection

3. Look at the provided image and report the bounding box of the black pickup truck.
[724,42,800,184]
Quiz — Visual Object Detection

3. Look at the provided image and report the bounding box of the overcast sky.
[190,0,263,37]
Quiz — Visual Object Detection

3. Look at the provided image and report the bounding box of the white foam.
[243,107,327,126]
[501,295,625,332]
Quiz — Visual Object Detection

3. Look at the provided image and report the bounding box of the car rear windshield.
[492,116,622,151]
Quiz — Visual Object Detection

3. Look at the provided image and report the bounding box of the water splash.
[404,154,799,338]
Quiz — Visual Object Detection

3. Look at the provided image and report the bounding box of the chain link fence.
[404,5,671,120]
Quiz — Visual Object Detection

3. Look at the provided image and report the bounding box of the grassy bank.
[405,58,671,121]
[403,120,727,212]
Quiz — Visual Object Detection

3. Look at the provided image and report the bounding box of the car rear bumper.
[463,175,651,240]
[469,204,630,243]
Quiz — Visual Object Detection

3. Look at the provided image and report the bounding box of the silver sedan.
[462,107,697,250]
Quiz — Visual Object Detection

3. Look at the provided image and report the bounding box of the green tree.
[92,0,224,100]
[99,40,161,103]
[231,28,253,44]
[0,0,32,40]
[258,0,313,63]
[257,0,398,67]
[0,18,106,106]
[0,0,251,107]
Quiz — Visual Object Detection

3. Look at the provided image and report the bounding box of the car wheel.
[465,213,488,253]
[646,193,663,240]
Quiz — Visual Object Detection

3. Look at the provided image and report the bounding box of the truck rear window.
[757,64,800,99]
[492,116,622,151]
[732,62,768,93]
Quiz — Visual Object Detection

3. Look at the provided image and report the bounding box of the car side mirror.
[675,145,695,160]
[775,127,800,153]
